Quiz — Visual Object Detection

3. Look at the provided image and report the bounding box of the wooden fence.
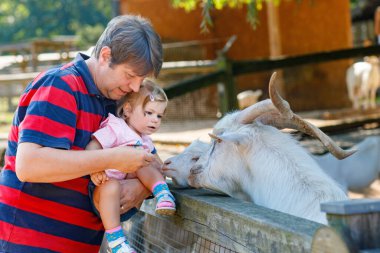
[164,44,380,114]
[99,187,380,252]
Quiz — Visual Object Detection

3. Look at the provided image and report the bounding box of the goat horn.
[237,72,288,124]
[209,133,222,143]
[237,99,277,124]
[257,113,356,159]
[268,72,293,119]
[265,72,356,159]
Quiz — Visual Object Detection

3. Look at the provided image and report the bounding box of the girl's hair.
[117,79,168,118]
[93,15,162,78]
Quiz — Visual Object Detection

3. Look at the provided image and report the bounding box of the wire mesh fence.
[100,212,238,253]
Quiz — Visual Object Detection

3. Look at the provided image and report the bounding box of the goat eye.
[191,156,199,162]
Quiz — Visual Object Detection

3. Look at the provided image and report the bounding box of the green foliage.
[75,24,105,49]
[0,0,112,48]
[171,0,283,32]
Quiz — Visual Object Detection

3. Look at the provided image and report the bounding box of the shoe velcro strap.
[156,190,174,200]
[118,242,135,253]
[108,237,126,249]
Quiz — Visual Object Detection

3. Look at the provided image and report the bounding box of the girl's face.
[125,100,167,136]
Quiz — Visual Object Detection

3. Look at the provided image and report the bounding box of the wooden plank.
[164,70,224,99]
[0,72,39,82]
[302,108,380,134]
[141,187,324,253]
[321,199,380,251]
[232,45,380,76]
[311,227,350,253]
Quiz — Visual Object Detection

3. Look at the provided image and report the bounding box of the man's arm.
[15,142,154,183]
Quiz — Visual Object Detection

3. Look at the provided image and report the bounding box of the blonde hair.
[117,79,168,118]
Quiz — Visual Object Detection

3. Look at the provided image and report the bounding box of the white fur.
[164,112,348,224]
[346,56,380,109]
[313,136,380,192]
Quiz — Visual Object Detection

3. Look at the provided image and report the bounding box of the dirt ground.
[349,179,380,199]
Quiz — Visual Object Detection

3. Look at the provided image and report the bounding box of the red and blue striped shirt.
[0,54,116,253]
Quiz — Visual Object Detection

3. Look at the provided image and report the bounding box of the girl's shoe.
[109,238,136,253]
[155,190,176,215]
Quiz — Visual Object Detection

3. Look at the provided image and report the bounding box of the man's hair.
[94,15,163,78]
[117,79,168,118]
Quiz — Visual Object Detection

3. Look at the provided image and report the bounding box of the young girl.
[87,79,175,253]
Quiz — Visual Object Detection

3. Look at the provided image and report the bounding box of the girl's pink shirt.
[92,113,155,180]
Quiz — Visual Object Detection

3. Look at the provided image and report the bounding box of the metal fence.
[120,212,237,253]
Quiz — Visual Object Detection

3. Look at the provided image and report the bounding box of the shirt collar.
[73,53,116,115]
[73,53,101,96]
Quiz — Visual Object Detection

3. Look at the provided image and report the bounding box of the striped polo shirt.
[0,53,116,253]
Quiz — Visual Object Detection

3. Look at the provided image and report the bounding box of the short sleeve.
[92,114,122,148]
[18,74,77,150]
[141,135,156,154]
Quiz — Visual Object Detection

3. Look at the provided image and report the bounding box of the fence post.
[217,54,238,115]
[320,199,380,252]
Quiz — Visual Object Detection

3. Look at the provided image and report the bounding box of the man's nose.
[129,76,145,92]
[130,81,141,93]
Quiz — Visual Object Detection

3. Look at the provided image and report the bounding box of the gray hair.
[94,15,163,78]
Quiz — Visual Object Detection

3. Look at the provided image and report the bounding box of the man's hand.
[119,178,151,213]
[110,147,154,174]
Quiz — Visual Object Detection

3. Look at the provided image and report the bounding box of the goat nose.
[164,160,171,166]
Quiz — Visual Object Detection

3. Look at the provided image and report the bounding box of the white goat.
[346,56,380,109]
[313,136,380,192]
[164,72,354,224]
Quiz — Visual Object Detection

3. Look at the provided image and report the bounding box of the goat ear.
[213,128,226,135]
[219,132,248,146]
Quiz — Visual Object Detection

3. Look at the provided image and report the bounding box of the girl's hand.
[90,171,108,186]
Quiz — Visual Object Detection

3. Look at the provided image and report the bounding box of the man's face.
[98,63,146,100]
[95,47,148,100]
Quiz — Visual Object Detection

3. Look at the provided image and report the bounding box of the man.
[0,15,162,253]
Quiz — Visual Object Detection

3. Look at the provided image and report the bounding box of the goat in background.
[313,135,380,192]
[346,55,380,109]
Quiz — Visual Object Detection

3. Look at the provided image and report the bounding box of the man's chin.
[109,93,123,101]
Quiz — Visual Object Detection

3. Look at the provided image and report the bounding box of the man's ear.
[99,46,111,65]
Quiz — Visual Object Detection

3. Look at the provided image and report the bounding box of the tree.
[172,0,362,32]
[0,0,112,48]
[171,0,289,32]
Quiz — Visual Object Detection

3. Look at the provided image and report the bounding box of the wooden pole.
[217,54,237,114]
[321,199,380,252]
[266,1,285,97]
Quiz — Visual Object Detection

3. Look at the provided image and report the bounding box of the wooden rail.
[232,45,380,75]
[0,38,76,71]
[0,72,38,111]
[133,187,380,252]
[140,187,323,253]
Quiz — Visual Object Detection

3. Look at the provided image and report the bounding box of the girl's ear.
[123,103,132,118]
